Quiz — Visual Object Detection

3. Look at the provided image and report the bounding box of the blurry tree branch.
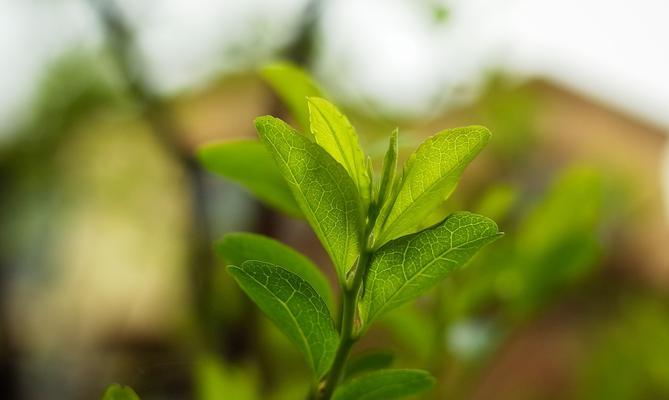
[86,0,215,345]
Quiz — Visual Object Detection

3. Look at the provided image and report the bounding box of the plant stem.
[318,246,371,399]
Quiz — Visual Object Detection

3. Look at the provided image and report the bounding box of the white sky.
[1,0,667,130]
[315,0,669,128]
[1,0,668,215]
[0,1,100,134]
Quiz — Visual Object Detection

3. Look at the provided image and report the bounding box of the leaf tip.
[225,264,242,276]
[195,143,212,165]
[306,95,325,105]
[258,60,294,77]
[470,124,492,140]
[101,383,140,400]
[253,115,275,128]
[253,115,284,139]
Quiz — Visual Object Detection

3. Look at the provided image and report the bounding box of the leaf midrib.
[263,129,355,276]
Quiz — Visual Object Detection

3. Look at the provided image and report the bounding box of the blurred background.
[1,0,669,399]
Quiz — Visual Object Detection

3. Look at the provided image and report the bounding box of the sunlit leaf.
[228,261,338,377]
[260,62,322,131]
[255,116,364,281]
[374,126,491,246]
[308,97,371,208]
[217,233,334,311]
[198,140,301,217]
[332,369,434,400]
[361,212,500,325]
[101,384,140,400]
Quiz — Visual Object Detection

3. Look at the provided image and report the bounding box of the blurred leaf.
[228,261,338,378]
[577,297,669,400]
[380,305,434,361]
[478,74,538,160]
[268,381,312,400]
[374,126,491,246]
[260,62,322,131]
[194,355,259,400]
[474,184,518,222]
[501,167,606,316]
[332,369,434,400]
[308,97,371,209]
[450,166,609,320]
[101,384,140,400]
[216,232,334,311]
[344,351,395,379]
[375,129,399,211]
[255,116,364,281]
[361,212,500,325]
[432,4,450,23]
[198,140,301,217]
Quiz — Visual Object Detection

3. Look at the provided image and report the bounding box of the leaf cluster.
[196,63,501,399]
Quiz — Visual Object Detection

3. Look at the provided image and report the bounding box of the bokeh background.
[1,1,669,399]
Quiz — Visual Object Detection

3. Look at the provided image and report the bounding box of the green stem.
[318,247,372,399]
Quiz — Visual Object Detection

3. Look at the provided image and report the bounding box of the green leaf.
[361,212,501,325]
[373,129,400,228]
[260,62,322,131]
[198,140,301,217]
[374,126,491,246]
[195,354,259,400]
[101,384,140,400]
[344,351,395,379]
[227,261,338,378]
[255,116,364,281]
[216,233,334,311]
[332,369,435,400]
[375,129,398,206]
[307,97,371,208]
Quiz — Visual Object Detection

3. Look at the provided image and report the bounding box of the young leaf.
[307,97,371,208]
[198,140,301,217]
[375,129,398,206]
[216,233,334,311]
[374,126,491,246]
[227,261,338,378]
[361,212,501,325]
[344,351,395,379]
[255,116,364,281]
[102,384,140,400]
[332,369,435,400]
[260,62,322,131]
